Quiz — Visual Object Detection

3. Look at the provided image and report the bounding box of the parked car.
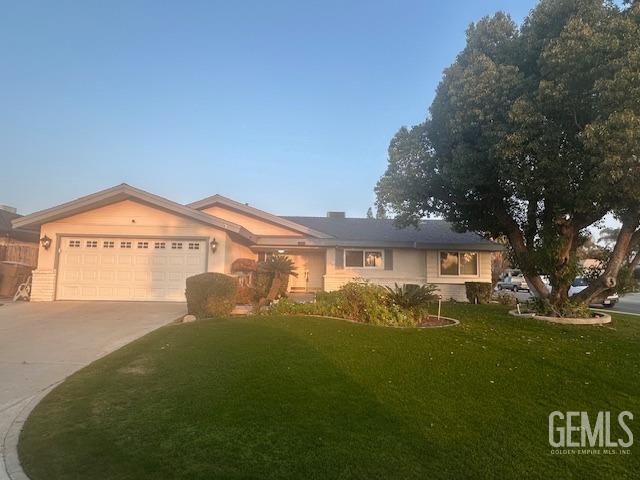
[497,270,529,292]
[568,277,619,308]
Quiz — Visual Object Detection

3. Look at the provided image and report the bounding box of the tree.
[375,203,388,219]
[599,227,621,246]
[376,0,640,313]
[258,254,298,302]
[366,207,374,219]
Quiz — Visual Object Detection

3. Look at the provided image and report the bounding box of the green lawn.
[19,304,640,479]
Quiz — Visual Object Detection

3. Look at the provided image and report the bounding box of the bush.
[527,297,591,318]
[385,283,438,308]
[265,281,417,327]
[235,285,256,305]
[491,291,517,306]
[185,273,237,319]
[254,271,273,300]
[465,282,492,304]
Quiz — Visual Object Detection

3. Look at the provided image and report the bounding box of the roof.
[11,184,256,242]
[0,210,39,243]
[279,216,502,251]
[188,194,333,239]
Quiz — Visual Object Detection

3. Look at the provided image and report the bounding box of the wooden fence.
[0,243,39,268]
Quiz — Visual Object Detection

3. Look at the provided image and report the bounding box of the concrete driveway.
[0,301,186,480]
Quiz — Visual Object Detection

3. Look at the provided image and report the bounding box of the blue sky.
[1,0,536,217]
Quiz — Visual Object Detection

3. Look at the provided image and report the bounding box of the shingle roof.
[280,217,502,250]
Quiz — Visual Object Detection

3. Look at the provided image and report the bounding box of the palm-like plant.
[385,283,438,309]
[258,254,298,302]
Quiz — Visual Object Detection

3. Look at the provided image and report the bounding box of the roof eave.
[254,236,504,250]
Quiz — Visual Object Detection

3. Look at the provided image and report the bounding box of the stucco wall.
[32,200,230,301]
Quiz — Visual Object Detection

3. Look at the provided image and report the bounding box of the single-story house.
[12,184,502,302]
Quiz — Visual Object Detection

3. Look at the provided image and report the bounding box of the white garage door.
[56,237,207,301]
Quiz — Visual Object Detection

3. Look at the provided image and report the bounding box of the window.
[365,251,383,267]
[344,249,383,268]
[188,242,200,250]
[86,240,98,248]
[460,252,478,275]
[137,241,149,249]
[103,241,114,248]
[120,241,132,249]
[154,242,166,249]
[439,252,478,276]
[171,242,183,250]
[345,250,364,267]
[69,240,81,248]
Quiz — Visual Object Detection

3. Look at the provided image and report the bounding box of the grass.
[19,304,640,479]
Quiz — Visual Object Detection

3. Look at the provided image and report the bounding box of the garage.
[56,237,207,301]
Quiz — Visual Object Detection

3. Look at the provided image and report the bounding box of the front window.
[365,251,383,267]
[345,250,364,267]
[344,249,383,268]
[440,252,478,276]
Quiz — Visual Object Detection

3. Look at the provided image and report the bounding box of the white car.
[569,277,619,308]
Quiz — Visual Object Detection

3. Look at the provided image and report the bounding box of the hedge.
[185,273,237,318]
[464,282,492,304]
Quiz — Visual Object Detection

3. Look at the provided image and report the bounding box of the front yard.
[19,304,639,479]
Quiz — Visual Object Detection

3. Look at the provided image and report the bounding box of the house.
[12,184,502,302]
[0,205,39,267]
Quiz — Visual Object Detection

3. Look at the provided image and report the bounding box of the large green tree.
[376,0,640,311]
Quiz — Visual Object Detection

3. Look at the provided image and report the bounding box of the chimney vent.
[327,211,345,219]
[0,205,17,214]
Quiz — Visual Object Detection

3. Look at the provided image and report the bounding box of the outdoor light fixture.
[40,235,52,250]
[210,238,218,253]
[277,249,285,254]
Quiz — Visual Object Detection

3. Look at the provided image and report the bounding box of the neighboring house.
[12,184,502,302]
[0,205,39,267]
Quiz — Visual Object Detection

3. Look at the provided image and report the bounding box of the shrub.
[235,285,256,305]
[465,282,492,304]
[527,297,591,318]
[185,273,237,318]
[254,271,273,300]
[491,291,517,306]
[265,281,416,327]
[385,283,438,308]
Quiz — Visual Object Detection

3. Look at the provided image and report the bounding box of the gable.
[201,205,304,237]
[49,199,219,229]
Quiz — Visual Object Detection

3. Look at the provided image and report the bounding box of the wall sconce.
[40,235,52,250]
[210,238,218,253]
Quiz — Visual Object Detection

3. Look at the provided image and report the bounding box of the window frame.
[438,251,479,277]
[343,249,384,269]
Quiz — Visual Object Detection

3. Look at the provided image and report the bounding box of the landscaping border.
[508,310,612,325]
[271,313,460,329]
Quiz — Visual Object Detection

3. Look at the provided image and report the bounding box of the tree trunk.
[266,274,282,302]
[575,220,638,305]
[548,222,579,309]
[495,208,550,300]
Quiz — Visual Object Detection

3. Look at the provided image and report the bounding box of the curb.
[2,385,58,480]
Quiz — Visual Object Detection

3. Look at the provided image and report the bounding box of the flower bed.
[265,281,454,328]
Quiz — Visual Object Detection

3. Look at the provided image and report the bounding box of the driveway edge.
[2,385,57,480]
